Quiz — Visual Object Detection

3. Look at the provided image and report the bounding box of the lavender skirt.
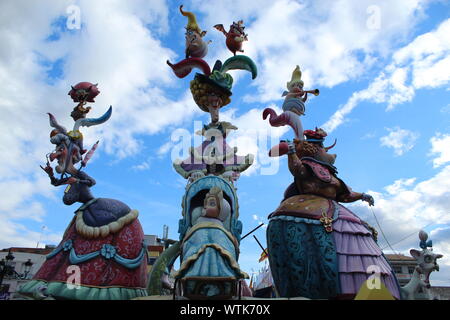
[333,204,400,298]
[267,200,401,299]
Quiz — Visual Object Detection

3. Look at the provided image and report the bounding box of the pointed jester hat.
[190,55,257,112]
[286,65,304,91]
[179,5,205,35]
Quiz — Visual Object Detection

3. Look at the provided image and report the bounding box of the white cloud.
[0,213,63,249]
[156,103,290,176]
[157,140,175,158]
[323,17,450,132]
[190,0,431,103]
[441,104,450,114]
[343,135,450,285]
[251,214,267,229]
[380,127,419,156]
[131,161,150,171]
[361,132,377,140]
[430,133,450,168]
[322,75,390,132]
[220,105,290,176]
[348,166,450,283]
[384,177,417,195]
[0,0,203,248]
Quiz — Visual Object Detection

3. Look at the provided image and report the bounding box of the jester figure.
[179,5,210,59]
[167,5,211,79]
[263,75,401,299]
[19,84,148,300]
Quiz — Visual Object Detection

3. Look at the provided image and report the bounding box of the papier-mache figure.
[149,12,258,299]
[180,5,211,59]
[170,56,257,299]
[19,84,148,300]
[167,5,211,79]
[214,20,248,56]
[68,81,100,121]
[282,65,319,117]
[263,65,319,142]
[263,83,402,299]
[401,231,443,300]
[173,57,257,183]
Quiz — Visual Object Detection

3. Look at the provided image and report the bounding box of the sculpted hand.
[40,163,54,177]
[361,193,374,206]
[287,141,296,155]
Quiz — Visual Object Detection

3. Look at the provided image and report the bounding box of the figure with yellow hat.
[263,66,320,142]
[180,5,210,59]
[167,5,212,79]
[282,65,319,116]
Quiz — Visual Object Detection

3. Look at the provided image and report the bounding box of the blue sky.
[1,0,449,287]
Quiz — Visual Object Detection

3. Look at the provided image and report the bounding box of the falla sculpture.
[262,67,402,299]
[401,231,443,300]
[18,83,148,300]
[214,20,249,56]
[179,5,211,59]
[15,4,433,302]
[166,5,212,79]
[150,4,257,300]
[263,65,320,142]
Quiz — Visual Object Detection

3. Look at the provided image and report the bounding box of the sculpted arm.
[287,142,306,178]
[337,187,374,206]
[337,191,363,203]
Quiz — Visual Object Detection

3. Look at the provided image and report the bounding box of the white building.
[0,246,55,300]
[384,254,417,286]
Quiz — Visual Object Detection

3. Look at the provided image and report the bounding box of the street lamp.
[0,249,15,289]
[24,259,33,276]
[0,249,34,288]
[5,249,15,264]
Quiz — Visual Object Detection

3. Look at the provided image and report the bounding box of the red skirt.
[34,217,147,289]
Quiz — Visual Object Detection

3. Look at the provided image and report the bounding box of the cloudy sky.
[1,0,449,288]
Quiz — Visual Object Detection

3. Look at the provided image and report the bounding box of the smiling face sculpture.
[190,73,231,124]
[180,5,209,59]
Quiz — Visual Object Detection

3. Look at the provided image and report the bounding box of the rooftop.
[0,246,55,255]
[385,254,416,261]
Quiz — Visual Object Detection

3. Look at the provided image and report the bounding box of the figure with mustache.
[166,5,212,79]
